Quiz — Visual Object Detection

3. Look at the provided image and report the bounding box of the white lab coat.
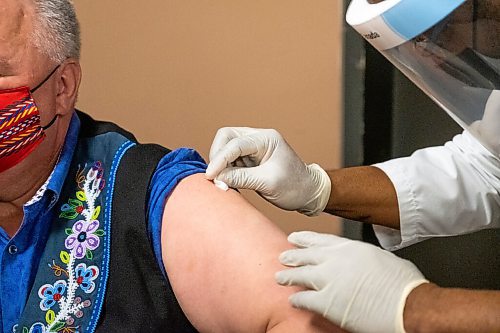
[373,130,500,251]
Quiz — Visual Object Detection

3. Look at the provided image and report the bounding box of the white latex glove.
[275,231,429,333]
[206,127,331,216]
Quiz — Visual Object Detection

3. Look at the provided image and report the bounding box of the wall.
[74,0,344,235]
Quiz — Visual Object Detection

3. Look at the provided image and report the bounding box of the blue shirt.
[0,113,206,333]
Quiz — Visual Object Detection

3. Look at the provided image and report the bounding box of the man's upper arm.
[161,173,342,332]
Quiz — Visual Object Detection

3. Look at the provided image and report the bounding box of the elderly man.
[0,1,342,332]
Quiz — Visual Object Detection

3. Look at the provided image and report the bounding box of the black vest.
[16,111,198,333]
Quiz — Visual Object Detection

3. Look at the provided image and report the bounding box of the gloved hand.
[275,231,429,333]
[205,127,331,216]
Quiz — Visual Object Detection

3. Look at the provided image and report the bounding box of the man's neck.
[0,202,25,237]
[0,150,60,237]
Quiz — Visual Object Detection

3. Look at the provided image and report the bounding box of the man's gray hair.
[31,0,81,63]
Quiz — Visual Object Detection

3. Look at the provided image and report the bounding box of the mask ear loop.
[41,115,58,130]
[30,65,61,94]
[30,65,61,130]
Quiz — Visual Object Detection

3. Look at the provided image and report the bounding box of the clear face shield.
[347,0,500,157]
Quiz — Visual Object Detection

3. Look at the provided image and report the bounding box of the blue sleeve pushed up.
[147,147,207,277]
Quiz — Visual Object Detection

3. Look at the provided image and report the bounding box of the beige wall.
[74,0,344,235]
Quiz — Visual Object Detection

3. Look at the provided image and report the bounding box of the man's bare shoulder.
[160,173,342,333]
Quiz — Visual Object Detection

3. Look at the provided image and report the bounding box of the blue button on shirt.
[0,112,206,333]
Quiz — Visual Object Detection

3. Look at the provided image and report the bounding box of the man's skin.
[0,0,341,332]
[163,174,341,332]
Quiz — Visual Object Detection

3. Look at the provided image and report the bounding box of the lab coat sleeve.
[373,130,500,251]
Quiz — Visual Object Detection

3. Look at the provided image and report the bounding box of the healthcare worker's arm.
[206,127,399,223]
[207,128,500,250]
[276,231,500,333]
[404,282,500,333]
[323,165,399,228]
[161,173,343,333]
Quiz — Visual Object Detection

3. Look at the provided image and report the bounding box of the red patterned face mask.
[0,66,59,173]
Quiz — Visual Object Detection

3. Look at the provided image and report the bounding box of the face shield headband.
[346,0,500,157]
[0,65,60,173]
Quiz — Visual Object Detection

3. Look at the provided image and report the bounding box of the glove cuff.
[394,279,430,333]
[298,163,332,217]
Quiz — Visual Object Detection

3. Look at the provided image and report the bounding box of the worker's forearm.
[404,283,500,333]
[323,166,400,229]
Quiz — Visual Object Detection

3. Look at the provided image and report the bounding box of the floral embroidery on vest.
[18,162,105,333]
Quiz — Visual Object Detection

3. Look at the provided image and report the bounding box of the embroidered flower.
[28,322,46,333]
[60,198,85,220]
[38,280,67,311]
[64,219,100,259]
[88,161,105,191]
[74,263,99,293]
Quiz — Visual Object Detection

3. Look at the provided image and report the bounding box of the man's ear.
[55,58,82,116]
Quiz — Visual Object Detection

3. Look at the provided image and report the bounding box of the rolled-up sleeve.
[373,131,500,251]
[147,148,207,276]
